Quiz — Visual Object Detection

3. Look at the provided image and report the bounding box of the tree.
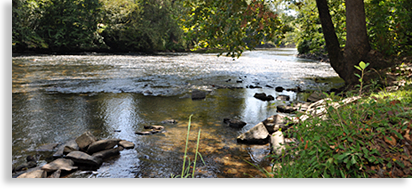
[316,0,393,87]
[180,0,284,58]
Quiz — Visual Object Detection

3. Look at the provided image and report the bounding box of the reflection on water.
[12,48,343,178]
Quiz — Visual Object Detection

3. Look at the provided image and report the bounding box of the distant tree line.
[12,0,188,53]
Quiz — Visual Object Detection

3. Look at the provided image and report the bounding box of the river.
[12,48,344,178]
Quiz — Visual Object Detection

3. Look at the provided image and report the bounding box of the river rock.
[237,122,270,144]
[307,91,325,102]
[161,119,178,124]
[75,131,97,151]
[13,161,37,172]
[66,151,102,167]
[276,95,290,101]
[92,147,123,159]
[135,131,154,135]
[86,139,122,154]
[270,131,286,155]
[48,169,62,178]
[253,93,274,101]
[191,90,206,100]
[275,86,285,92]
[53,139,79,158]
[276,105,297,113]
[223,118,247,128]
[41,158,78,172]
[17,167,47,178]
[263,114,290,134]
[36,143,59,152]
[119,140,135,149]
[144,125,165,130]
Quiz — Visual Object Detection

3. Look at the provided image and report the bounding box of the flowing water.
[12,48,344,178]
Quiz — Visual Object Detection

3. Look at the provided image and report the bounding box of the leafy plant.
[354,61,370,95]
[171,114,205,178]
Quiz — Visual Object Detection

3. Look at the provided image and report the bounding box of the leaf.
[359,61,366,70]
[354,65,362,71]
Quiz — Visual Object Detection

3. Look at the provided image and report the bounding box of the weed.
[171,114,205,178]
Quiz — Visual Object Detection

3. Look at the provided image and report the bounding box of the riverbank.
[260,60,412,178]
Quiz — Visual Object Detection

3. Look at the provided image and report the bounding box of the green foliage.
[100,0,186,52]
[262,63,412,178]
[365,0,412,57]
[180,0,284,58]
[36,0,102,51]
[354,61,370,95]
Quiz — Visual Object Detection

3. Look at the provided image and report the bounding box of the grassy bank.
[263,61,412,178]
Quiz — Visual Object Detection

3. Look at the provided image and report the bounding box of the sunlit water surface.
[12,48,343,178]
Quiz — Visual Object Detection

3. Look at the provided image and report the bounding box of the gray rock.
[92,147,123,159]
[263,114,290,134]
[161,119,178,124]
[48,169,61,178]
[191,90,206,100]
[270,131,286,155]
[236,122,270,144]
[41,158,78,172]
[86,139,122,154]
[17,167,47,178]
[276,105,297,113]
[66,151,102,166]
[75,131,97,151]
[119,140,135,149]
[223,118,247,128]
[135,131,154,135]
[253,93,274,101]
[36,143,59,152]
[307,91,325,102]
[53,139,79,158]
[276,95,290,101]
[13,161,37,172]
[144,125,165,130]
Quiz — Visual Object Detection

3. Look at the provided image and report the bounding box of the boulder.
[41,158,77,173]
[17,167,47,178]
[86,139,122,154]
[92,147,123,160]
[276,105,297,113]
[270,131,286,155]
[75,131,97,151]
[223,118,247,128]
[53,139,79,158]
[191,90,206,100]
[275,86,285,92]
[263,114,290,134]
[144,125,165,130]
[253,93,274,101]
[161,119,178,124]
[276,95,290,101]
[66,151,102,167]
[236,122,270,144]
[36,143,59,152]
[119,140,135,149]
[307,91,325,102]
[48,169,61,178]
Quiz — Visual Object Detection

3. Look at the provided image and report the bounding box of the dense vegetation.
[12,0,187,53]
[288,0,412,58]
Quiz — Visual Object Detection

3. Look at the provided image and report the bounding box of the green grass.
[171,114,205,178]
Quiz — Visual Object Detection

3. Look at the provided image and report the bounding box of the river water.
[12,48,343,178]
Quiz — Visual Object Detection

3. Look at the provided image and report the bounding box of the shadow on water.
[12,48,343,178]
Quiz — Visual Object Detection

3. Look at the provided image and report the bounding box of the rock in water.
[17,167,47,178]
[236,122,270,144]
[86,139,122,154]
[66,151,102,167]
[92,147,123,160]
[276,95,290,101]
[41,158,77,172]
[270,131,286,155]
[223,118,247,128]
[119,140,135,149]
[191,90,206,100]
[75,131,97,151]
[253,93,274,101]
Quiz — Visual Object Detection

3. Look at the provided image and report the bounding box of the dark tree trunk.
[315,0,393,87]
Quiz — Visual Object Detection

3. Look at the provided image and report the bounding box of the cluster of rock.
[14,131,135,178]
[237,91,361,156]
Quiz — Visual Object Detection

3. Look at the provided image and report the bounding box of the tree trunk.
[315,0,392,87]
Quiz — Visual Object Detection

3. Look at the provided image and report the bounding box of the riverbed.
[12,48,344,178]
